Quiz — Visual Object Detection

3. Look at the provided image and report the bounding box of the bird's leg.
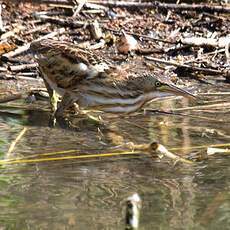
[50,90,59,114]
[55,92,74,118]
[54,92,76,129]
[44,80,59,127]
[53,93,103,128]
[43,78,59,114]
[40,74,59,127]
[73,104,104,125]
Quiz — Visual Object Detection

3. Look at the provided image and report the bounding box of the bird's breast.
[76,90,162,113]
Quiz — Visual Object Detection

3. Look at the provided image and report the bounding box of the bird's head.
[144,74,196,99]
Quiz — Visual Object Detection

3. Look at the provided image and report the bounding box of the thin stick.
[3,28,65,58]
[1,149,80,163]
[171,143,230,151]
[9,63,38,72]
[145,56,230,77]
[0,3,4,32]
[2,142,230,166]
[72,0,86,17]
[90,1,230,14]
[37,15,85,28]
[172,102,230,111]
[199,92,230,96]
[104,27,175,44]
[144,109,226,123]
[2,150,140,165]
[7,127,27,156]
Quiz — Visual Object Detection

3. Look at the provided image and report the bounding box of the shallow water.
[0,83,230,230]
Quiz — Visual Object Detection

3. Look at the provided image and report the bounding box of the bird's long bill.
[162,84,196,100]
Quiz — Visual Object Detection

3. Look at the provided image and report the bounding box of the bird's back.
[31,39,152,92]
[30,39,112,90]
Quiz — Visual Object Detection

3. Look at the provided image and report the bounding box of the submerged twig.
[173,102,230,111]
[0,150,139,165]
[207,147,230,155]
[0,141,193,165]
[7,127,27,157]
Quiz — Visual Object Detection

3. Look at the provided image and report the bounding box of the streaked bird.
[30,39,195,119]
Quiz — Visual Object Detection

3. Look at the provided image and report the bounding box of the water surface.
[0,83,230,229]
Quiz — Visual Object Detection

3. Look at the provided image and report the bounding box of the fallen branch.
[9,63,38,72]
[35,15,86,28]
[104,27,175,44]
[41,0,72,4]
[41,0,107,10]
[0,3,4,32]
[2,28,65,58]
[145,56,230,78]
[181,36,230,48]
[0,67,7,72]
[0,73,41,80]
[93,1,230,14]
[72,0,86,17]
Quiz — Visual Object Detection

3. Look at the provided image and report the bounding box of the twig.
[3,141,230,166]
[41,0,107,10]
[72,0,86,17]
[173,102,230,111]
[1,150,139,165]
[0,3,4,32]
[85,2,107,10]
[92,1,230,14]
[17,76,42,81]
[7,127,27,156]
[145,56,230,77]
[143,109,225,123]
[41,0,72,4]
[0,67,7,72]
[88,39,106,50]
[22,25,49,36]
[181,36,230,48]
[183,48,226,65]
[44,3,73,9]
[1,56,35,64]
[2,28,65,58]
[36,15,85,28]
[104,27,175,44]
[0,73,41,80]
[199,92,230,96]
[9,63,38,72]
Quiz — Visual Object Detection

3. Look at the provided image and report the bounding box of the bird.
[30,39,195,120]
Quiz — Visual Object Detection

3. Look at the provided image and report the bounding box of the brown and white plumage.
[30,39,195,116]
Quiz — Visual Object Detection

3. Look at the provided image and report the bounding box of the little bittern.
[30,39,195,119]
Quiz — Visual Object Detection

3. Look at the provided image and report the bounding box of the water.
[0,83,230,229]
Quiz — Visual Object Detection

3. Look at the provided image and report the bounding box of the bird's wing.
[30,39,103,66]
[30,39,111,88]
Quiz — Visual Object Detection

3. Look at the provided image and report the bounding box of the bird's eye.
[155,81,161,87]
